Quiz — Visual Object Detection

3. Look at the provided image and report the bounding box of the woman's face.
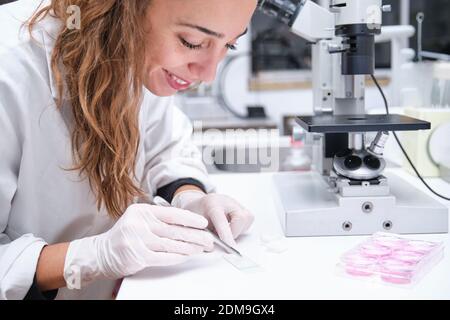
[143,0,257,97]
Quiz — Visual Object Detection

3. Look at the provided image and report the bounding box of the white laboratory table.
[117,168,450,300]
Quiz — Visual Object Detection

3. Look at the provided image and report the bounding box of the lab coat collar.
[40,18,66,100]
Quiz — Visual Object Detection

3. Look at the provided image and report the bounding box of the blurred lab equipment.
[430,62,450,109]
[428,122,450,182]
[258,0,448,237]
[177,83,230,121]
[374,25,415,107]
[281,125,311,172]
[402,106,450,178]
[396,15,450,178]
[176,60,278,132]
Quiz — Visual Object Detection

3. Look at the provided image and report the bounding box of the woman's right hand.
[63,204,214,290]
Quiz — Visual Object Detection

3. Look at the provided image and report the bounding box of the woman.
[0,0,257,299]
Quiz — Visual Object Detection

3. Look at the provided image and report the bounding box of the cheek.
[146,39,189,72]
[143,41,189,96]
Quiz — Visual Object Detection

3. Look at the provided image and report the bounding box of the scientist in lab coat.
[0,0,257,300]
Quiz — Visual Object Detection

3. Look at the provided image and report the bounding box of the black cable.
[371,74,450,201]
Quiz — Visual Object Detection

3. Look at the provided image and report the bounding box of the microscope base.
[272,171,448,237]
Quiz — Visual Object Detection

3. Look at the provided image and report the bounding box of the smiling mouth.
[163,69,192,87]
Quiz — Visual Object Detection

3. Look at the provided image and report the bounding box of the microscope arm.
[257,0,334,42]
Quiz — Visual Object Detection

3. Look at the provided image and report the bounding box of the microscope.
[258,0,449,236]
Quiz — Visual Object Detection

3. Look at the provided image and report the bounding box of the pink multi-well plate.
[337,233,444,287]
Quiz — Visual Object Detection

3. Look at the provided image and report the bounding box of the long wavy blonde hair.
[28,0,152,218]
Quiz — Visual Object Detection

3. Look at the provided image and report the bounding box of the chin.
[144,69,178,97]
[145,87,176,97]
[143,82,176,97]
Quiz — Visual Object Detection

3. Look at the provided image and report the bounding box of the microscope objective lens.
[364,156,381,170]
[344,156,362,170]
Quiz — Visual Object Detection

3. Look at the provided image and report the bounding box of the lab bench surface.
[116,169,450,300]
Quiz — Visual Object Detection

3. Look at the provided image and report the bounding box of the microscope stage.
[296,114,430,133]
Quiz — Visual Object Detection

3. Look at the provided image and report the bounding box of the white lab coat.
[0,0,214,300]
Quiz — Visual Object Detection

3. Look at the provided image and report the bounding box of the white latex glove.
[64,204,214,290]
[171,191,254,247]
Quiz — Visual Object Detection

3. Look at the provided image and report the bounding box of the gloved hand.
[171,191,254,247]
[63,204,214,290]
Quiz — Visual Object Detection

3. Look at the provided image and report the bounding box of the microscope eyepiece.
[257,0,305,27]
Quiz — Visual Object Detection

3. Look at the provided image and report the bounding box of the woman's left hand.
[171,192,254,247]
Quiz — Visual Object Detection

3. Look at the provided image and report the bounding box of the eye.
[180,35,238,52]
[179,37,202,50]
[226,43,238,51]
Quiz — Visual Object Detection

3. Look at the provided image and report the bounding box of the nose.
[188,51,226,84]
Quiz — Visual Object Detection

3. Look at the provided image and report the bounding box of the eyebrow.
[177,22,248,40]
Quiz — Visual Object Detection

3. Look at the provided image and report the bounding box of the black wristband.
[23,274,58,300]
[156,178,206,203]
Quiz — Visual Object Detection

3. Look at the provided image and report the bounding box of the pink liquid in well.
[359,243,392,258]
[391,250,424,265]
[380,260,415,285]
[373,236,408,250]
[403,241,437,254]
[346,266,373,277]
[381,274,412,285]
[342,253,377,277]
